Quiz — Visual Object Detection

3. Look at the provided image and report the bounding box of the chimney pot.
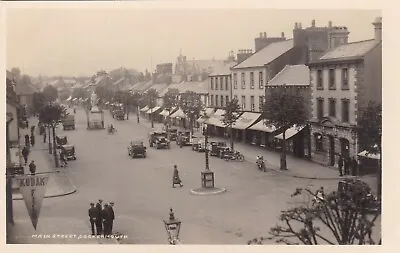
[281,32,285,38]
[328,21,332,27]
[259,32,263,38]
[312,19,316,27]
[295,22,298,29]
[263,32,267,38]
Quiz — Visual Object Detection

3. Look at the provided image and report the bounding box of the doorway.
[328,135,335,166]
[340,138,350,159]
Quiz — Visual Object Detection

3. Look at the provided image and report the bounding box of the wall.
[208,74,231,108]
[6,103,19,142]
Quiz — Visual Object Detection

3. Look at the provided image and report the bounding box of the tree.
[43,85,59,102]
[39,103,67,168]
[59,87,72,101]
[163,88,180,127]
[248,178,381,245]
[222,98,241,150]
[357,101,382,199]
[32,92,49,115]
[262,86,309,170]
[95,85,114,103]
[145,88,159,128]
[179,91,203,134]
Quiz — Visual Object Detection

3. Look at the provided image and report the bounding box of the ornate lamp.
[163,208,181,245]
[200,107,215,188]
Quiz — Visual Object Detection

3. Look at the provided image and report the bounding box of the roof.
[267,65,310,86]
[209,61,237,76]
[148,83,169,95]
[248,119,277,133]
[15,81,38,95]
[112,77,125,86]
[312,39,380,63]
[196,108,215,123]
[233,39,294,69]
[231,112,261,130]
[136,81,154,92]
[205,109,225,127]
[170,108,187,118]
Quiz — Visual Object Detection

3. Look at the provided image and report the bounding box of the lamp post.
[137,104,140,123]
[163,208,182,245]
[200,108,215,188]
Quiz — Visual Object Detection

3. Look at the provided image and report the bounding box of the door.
[329,135,335,166]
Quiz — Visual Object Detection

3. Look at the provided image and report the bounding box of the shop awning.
[66,96,72,101]
[358,150,380,160]
[248,120,277,133]
[170,108,187,118]
[159,109,170,116]
[205,109,225,128]
[196,108,215,123]
[140,106,149,112]
[275,125,305,140]
[72,98,78,101]
[232,112,261,130]
[146,106,161,114]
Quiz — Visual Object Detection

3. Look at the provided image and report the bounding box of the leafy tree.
[39,103,68,167]
[262,85,309,170]
[179,91,203,134]
[95,85,114,103]
[357,101,382,199]
[222,98,241,150]
[163,88,180,127]
[43,85,59,102]
[249,178,381,245]
[32,92,49,115]
[11,67,21,79]
[145,88,159,128]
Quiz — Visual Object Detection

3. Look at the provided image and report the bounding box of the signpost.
[16,175,50,230]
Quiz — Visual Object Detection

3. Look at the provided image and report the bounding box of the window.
[215,95,219,107]
[241,95,246,110]
[250,72,254,89]
[225,95,229,106]
[241,72,246,89]
[314,133,324,151]
[317,98,324,120]
[220,95,224,107]
[220,77,224,90]
[210,95,214,106]
[211,77,214,90]
[317,69,323,89]
[329,98,336,118]
[233,73,237,89]
[329,69,336,89]
[225,76,228,90]
[341,99,350,123]
[259,96,264,111]
[215,77,218,90]
[259,71,264,89]
[250,96,255,111]
[342,68,349,89]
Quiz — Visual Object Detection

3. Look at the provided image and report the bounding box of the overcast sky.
[6,7,381,77]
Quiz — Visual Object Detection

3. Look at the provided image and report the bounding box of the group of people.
[337,155,359,177]
[21,125,37,175]
[88,199,115,236]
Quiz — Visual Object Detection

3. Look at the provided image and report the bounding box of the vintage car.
[128,140,147,158]
[60,144,76,160]
[149,131,168,147]
[176,131,192,146]
[56,135,68,147]
[167,128,178,141]
[62,114,75,130]
[154,136,170,149]
[219,146,233,159]
[114,109,125,120]
[209,141,227,156]
[192,138,206,152]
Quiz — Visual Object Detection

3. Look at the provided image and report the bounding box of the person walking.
[351,156,359,176]
[102,203,111,236]
[22,146,30,165]
[30,125,35,136]
[29,161,36,175]
[30,134,35,147]
[337,155,344,177]
[344,156,350,175]
[88,203,98,235]
[108,202,115,235]
[95,199,103,235]
[43,130,47,143]
[172,164,183,188]
[25,134,30,148]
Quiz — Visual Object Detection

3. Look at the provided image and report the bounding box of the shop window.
[317,69,323,89]
[329,69,336,90]
[233,73,237,89]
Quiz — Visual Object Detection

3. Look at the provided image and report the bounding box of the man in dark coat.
[30,134,35,147]
[344,156,350,175]
[43,129,47,143]
[101,204,111,235]
[95,199,103,235]
[25,134,30,148]
[107,202,115,235]
[88,203,98,235]
[22,146,30,165]
[351,157,359,176]
[29,161,36,175]
[337,155,344,177]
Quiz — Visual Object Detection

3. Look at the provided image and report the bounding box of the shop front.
[274,124,311,159]
[248,119,277,148]
[205,109,226,137]
[231,112,261,144]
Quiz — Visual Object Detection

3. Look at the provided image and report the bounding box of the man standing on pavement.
[108,202,115,235]
[88,203,98,235]
[25,134,30,148]
[102,203,111,235]
[351,157,359,176]
[95,199,103,235]
[43,129,47,143]
[29,161,36,175]
[22,146,30,165]
[337,155,344,177]
[30,134,35,147]
[344,156,350,175]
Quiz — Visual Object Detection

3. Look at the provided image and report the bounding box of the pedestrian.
[30,134,35,147]
[351,156,359,176]
[30,125,35,136]
[88,203,98,235]
[172,164,183,188]
[29,161,36,175]
[102,203,111,236]
[25,134,30,148]
[22,146,30,165]
[60,150,67,167]
[108,202,115,235]
[344,156,350,175]
[95,199,103,235]
[337,155,344,177]
[43,130,47,143]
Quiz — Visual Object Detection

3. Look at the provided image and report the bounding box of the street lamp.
[163,208,182,245]
[200,108,215,188]
[137,104,140,123]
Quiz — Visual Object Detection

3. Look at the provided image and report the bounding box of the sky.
[5,7,381,77]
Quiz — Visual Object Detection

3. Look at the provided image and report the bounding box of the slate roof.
[233,39,294,69]
[267,65,310,86]
[147,83,170,95]
[209,61,236,76]
[311,39,380,63]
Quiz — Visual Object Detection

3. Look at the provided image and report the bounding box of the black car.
[61,144,77,160]
[128,141,147,158]
[192,138,206,152]
[167,128,178,141]
[154,136,170,149]
[56,135,68,147]
[176,131,191,146]
[209,141,227,156]
[149,131,167,147]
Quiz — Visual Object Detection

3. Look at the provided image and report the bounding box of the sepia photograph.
[3,2,384,246]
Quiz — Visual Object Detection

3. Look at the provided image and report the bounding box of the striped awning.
[275,125,305,140]
[170,108,187,118]
[232,112,261,130]
[140,106,149,112]
[205,109,225,127]
[196,108,215,123]
[146,106,161,114]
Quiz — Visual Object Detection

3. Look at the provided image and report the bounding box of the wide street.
[12,107,365,244]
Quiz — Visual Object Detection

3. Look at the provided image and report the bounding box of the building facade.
[208,61,236,108]
[307,17,382,166]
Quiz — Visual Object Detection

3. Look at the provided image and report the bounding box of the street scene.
[5,7,382,245]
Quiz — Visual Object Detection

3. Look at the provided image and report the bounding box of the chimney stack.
[373,17,382,42]
[281,32,285,38]
[312,19,315,27]
[295,22,298,29]
[263,32,267,38]
[328,21,332,27]
[259,32,263,38]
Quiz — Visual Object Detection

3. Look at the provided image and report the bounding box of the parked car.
[62,114,75,130]
[60,144,76,160]
[128,140,147,158]
[192,138,206,152]
[149,131,168,147]
[56,135,68,148]
[209,141,227,156]
[176,131,191,146]
[167,128,178,141]
[154,136,170,149]
[114,109,125,120]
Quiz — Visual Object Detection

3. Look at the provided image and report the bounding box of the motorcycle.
[256,156,266,172]
[108,127,117,134]
[224,151,244,161]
